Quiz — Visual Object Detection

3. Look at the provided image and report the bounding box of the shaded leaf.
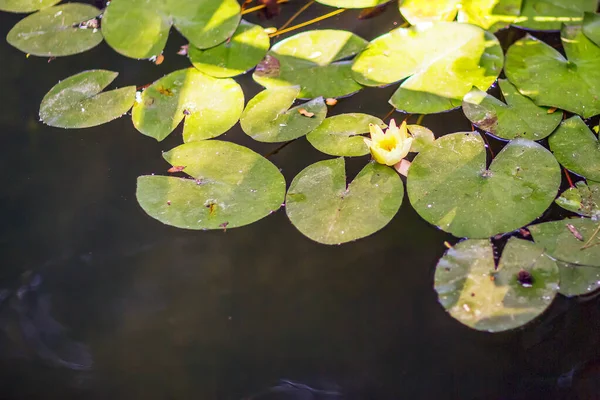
[515,0,597,31]
[407,132,561,238]
[462,79,562,141]
[434,237,559,332]
[132,68,244,142]
[7,3,102,57]
[556,181,600,218]
[306,113,385,157]
[39,70,135,129]
[583,11,600,47]
[557,260,600,297]
[286,159,403,244]
[137,141,286,230]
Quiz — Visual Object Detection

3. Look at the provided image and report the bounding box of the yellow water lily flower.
[364,119,413,166]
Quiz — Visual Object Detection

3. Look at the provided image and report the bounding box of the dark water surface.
[2,3,600,399]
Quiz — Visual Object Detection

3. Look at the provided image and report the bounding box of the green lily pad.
[137,141,285,230]
[39,70,135,129]
[253,29,368,99]
[407,132,561,238]
[505,25,600,119]
[188,20,270,78]
[407,124,435,153]
[132,68,244,142]
[240,87,327,143]
[351,22,503,114]
[315,0,389,8]
[548,116,600,181]
[399,0,461,24]
[7,3,102,57]
[434,238,559,332]
[557,260,600,297]
[286,158,403,245]
[530,218,600,267]
[0,0,60,13]
[306,113,385,157]
[462,79,562,141]
[101,0,241,59]
[556,181,600,218]
[515,0,597,31]
[583,12,600,47]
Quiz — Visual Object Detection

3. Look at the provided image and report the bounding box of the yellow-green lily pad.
[556,181,600,218]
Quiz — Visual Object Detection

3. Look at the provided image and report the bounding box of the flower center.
[379,136,397,151]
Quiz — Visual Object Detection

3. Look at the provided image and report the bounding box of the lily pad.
[434,238,559,332]
[557,260,600,297]
[505,25,600,119]
[556,181,600,218]
[253,29,368,99]
[407,124,435,152]
[137,141,286,230]
[407,132,561,238]
[188,20,270,78]
[240,87,327,143]
[306,113,386,157]
[548,116,600,181]
[399,0,461,24]
[529,218,600,267]
[39,70,135,129]
[132,68,244,142]
[462,79,562,141]
[583,12,600,47]
[7,3,102,57]
[315,0,389,8]
[0,0,60,13]
[515,0,597,31]
[351,22,503,114]
[286,158,403,245]
[101,0,241,59]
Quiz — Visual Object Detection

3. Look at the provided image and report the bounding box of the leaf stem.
[581,222,600,250]
[278,0,315,31]
[564,168,575,188]
[269,9,346,38]
[241,0,289,15]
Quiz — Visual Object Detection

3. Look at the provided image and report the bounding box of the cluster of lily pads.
[2,0,600,332]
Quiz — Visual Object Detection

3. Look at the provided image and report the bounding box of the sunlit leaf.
[515,0,597,31]
[286,158,403,244]
[548,116,600,181]
[556,181,600,218]
[315,0,389,8]
[39,70,135,129]
[351,22,503,114]
[306,113,385,157]
[0,0,60,13]
[253,29,368,99]
[458,0,522,32]
[7,3,102,57]
[132,68,244,142]
[101,0,241,59]
[137,141,286,230]
[505,25,600,118]
[240,87,327,143]
[407,132,561,238]
[530,218,600,267]
[188,20,270,78]
[434,238,559,332]
[462,79,562,140]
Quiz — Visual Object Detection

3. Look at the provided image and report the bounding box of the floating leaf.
[407,124,435,153]
[407,132,561,238]
[556,181,600,218]
[240,87,326,143]
[101,0,241,59]
[286,159,403,245]
[462,79,562,141]
[583,12,600,47]
[253,29,368,99]
[132,68,244,142]
[188,20,270,78]
[548,116,600,181]
[399,0,461,24]
[530,218,600,267]
[458,0,522,32]
[434,238,559,332]
[0,0,60,13]
[557,261,600,297]
[39,70,135,129]
[515,0,597,31]
[7,4,102,57]
[505,25,600,119]
[137,141,286,230]
[351,22,503,114]
[315,0,389,8]
[306,113,385,157]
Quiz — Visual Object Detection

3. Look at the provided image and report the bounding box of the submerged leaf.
[137,141,286,230]
[39,70,135,129]
[132,68,244,142]
[556,181,600,218]
[7,4,102,57]
[407,132,561,238]
[286,159,403,245]
[434,238,559,332]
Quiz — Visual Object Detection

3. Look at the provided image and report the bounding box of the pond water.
[1,3,600,399]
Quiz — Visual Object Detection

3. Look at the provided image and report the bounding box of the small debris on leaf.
[264,27,277,34]
[183,109,191,116]
[566,223,584,241]
[255,55,280,78]
[358,3,388,20]
[298,108,315,118]
[443,241,452,249]
[167,166,186,173]
[519,228,531,238]
[220,222,229,232]
[167,200,171,206]
[325,98,338,106]
[517,270,534,287]
[547,107,557,114]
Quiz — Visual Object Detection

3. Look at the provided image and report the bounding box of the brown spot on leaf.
[255,55,280,78]
[517,270,534,287]
[157,86,174,96]
[566,223,584,241]
[476,114,498,133]
[206,202,217,215]
[220,222,229,232]
[167,166,186,173]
